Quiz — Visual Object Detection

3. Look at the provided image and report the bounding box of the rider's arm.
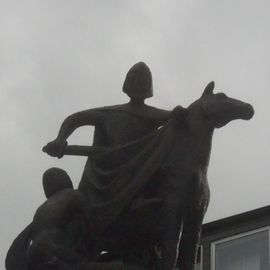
[154,109,171,125]
[55,109,102,142]
[43,109,102,158]
[145,106,171,126]
[150,106,188,127]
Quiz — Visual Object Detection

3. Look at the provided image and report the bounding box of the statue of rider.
[43,61,171,200]
[43,62,173,268]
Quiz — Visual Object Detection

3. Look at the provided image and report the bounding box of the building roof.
[202,205,270,237]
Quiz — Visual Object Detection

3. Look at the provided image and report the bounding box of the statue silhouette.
[6,62,254,270]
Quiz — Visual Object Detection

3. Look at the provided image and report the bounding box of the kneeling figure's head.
[42,167,73,198]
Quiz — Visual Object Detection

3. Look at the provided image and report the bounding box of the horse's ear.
[202,81,215,97]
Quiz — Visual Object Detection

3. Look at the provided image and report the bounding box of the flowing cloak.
[78,118,180,235]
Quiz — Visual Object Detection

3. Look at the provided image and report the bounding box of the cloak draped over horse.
[78,109,183,234]
[42,62,172,234]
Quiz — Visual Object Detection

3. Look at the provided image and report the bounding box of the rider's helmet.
[123,62,153,99]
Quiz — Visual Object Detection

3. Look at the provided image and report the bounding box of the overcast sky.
[1,0,270,267]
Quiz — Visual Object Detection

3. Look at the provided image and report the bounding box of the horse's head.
[190,82,254,129]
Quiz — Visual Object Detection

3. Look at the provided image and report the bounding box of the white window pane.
[215,230,269,270]
[196,262,202,270]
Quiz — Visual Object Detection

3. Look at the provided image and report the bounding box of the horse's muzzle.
[242,104,254,120]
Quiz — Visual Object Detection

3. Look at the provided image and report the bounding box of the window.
[211,227,270,270]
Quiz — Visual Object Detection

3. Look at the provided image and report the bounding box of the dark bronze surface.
[6,64,254,270]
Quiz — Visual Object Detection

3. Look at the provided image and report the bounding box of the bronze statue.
[6,63,254,270]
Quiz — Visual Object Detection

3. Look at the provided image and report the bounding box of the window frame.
[210,226,270,270]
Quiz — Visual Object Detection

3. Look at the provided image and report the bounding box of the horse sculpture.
[146,82,254,270]
[6,82,254,270]
[93,82,254,270]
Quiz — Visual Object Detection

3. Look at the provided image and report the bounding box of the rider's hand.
[42,139,67,158]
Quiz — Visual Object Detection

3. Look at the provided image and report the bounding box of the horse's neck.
[187,112,214,172]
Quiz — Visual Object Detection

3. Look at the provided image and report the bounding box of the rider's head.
[123,62,153,100]
[42,167,73,198]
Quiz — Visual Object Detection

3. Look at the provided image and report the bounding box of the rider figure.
[43,62,171,188]
[42,62,173,267]
[44,62,170,154]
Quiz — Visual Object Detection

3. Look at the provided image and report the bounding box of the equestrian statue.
[6,62,254,270]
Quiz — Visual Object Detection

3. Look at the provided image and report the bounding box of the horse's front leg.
[178,195,209,270]
[162,205,184,270]
[177,212,203,270]
[162,176,189,270]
